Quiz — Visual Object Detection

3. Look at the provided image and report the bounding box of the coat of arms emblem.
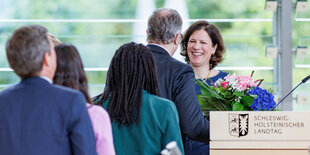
[229,113,249,137]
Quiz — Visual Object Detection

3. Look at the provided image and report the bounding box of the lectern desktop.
[210,111,310,155]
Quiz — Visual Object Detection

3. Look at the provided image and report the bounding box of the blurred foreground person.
[0,25,96,155]
[53,43,115,155]
[146,8,210,145]
[94,42,184,155]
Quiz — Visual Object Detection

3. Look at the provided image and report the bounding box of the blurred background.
[0,0,309,110]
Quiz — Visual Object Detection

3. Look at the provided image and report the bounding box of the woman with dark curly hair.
[181,20,228,155]
[94,42,184,155]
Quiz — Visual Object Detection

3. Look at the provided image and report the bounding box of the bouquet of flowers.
[197,71,277,116]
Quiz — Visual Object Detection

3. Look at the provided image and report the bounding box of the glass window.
[0,0,284,102]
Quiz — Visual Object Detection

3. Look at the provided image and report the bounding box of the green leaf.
[195,79,233,112]
[197,95,207,109]
[233,91,243,97]
[232,101,244,111]
[268,88,274,94]
[196,79,211,95]
[200,96,226,111]
[196,80,226,101]
[240,95,254,107]
[219,88,233,98]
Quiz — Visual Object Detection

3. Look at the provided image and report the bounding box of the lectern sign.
[210,111,310,140]
[210,111,310,155]
[229,114,249,137]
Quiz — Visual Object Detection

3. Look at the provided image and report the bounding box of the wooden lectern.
[210,111,310,155]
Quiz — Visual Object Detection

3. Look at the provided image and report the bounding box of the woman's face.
[187,29,216,68]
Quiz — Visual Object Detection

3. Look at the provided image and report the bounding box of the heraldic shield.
[229,113,249,137]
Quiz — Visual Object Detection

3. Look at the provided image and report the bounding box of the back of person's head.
[53,43,92,103]
[101,42,159,126]
[6,25,51,78]
[147,8,183,44]
[181,20,225,69]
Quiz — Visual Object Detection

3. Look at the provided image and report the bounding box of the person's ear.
[174,33,182,45]
[43,51,52,67]
[212,44,218,54]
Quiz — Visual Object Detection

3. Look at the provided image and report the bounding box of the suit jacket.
[0,77,97,155]
[147,44,210,143]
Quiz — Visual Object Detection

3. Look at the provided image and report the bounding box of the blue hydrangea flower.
[248,87,276,111]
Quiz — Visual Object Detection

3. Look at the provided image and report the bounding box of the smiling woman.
[181,20,228,93]
[180,20,229,155]
[187,29,215,68]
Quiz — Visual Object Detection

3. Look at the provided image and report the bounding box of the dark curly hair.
[99,42,159,126]
[181,20,225,69]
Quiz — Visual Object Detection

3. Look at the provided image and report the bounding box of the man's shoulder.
[51,84,81,95]
[165,58,194,78]
[0,81,81,100]
[169,57,191,68]
[0,84,17,97]
[48,85,85,104]
[153,52,193,72]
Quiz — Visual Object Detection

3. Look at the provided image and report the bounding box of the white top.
[39,76,52,84]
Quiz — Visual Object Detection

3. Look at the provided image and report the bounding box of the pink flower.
[237,75,254,89]
[237,75,252,83]
[239,82,248,91]
[221,81,229,89]
[235,75,254,90]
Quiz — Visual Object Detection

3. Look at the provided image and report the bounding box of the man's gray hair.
[6,25,50,78]
[147,8,183,44]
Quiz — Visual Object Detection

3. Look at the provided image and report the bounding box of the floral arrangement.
[197,71,277,116]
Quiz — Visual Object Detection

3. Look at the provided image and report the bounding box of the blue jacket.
[0,77,97,155]
[147,44,210,143]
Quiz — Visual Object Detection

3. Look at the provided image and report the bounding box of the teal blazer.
[102,90,184,155]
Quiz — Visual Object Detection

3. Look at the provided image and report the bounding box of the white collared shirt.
[39,76,53,84]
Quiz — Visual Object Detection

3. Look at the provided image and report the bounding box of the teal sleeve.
[162,101,184,155]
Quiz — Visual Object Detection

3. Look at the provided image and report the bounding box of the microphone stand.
[270,75,310,111]
[270,82,302,111]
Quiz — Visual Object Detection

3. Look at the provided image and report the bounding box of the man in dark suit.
[146,8,210,144]
[0,25,97,155]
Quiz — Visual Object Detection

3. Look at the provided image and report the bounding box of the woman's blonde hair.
[47,33,61,45]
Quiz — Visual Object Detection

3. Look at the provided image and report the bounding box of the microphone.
[302,75,310,83]
[270,75,310,111]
